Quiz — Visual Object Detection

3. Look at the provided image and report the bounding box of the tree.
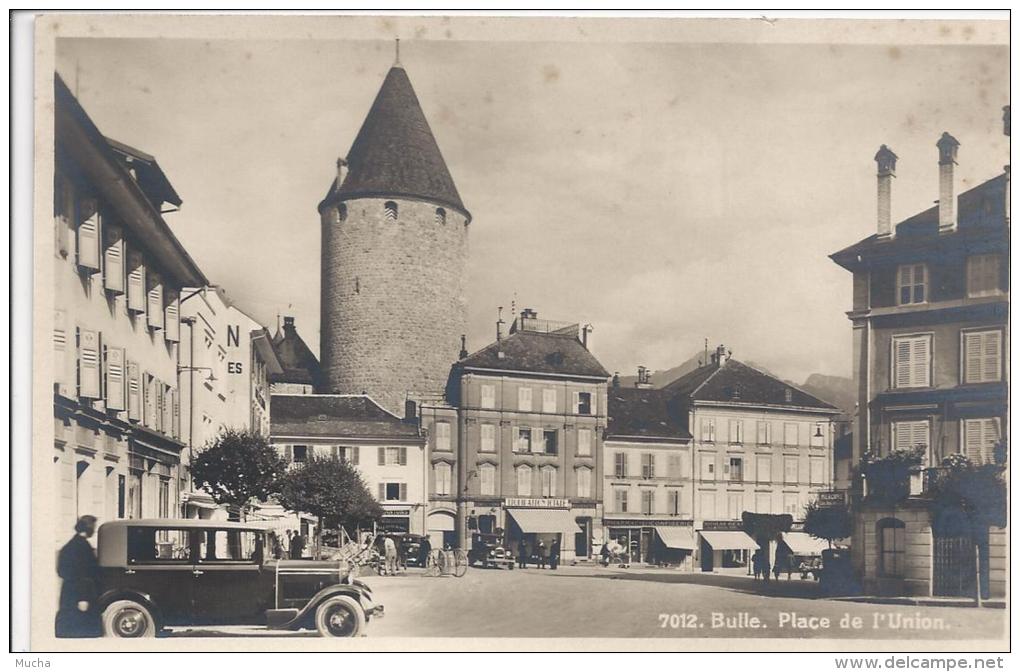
[191,428,288,520]
[802,500,852,549]
[741,512,793,547]
[277,456,383,537]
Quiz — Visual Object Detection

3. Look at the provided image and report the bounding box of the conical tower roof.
[320,65,468,218]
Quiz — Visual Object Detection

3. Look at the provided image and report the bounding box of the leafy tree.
[741,512,793,546]
[802,500,852,549]
[277,456,383,535]
[191,428,289,520]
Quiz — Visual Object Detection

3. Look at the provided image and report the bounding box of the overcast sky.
[56,30,1008,382]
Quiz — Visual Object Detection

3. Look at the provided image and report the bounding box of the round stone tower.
[317,64,470,414]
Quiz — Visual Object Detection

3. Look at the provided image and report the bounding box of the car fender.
[282,584,368,630]
[96,588,165,630]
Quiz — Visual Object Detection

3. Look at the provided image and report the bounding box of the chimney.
[283,316,296,332]
[1003,105,1010,138]
[336,157,348,187]
[581,323,592,350]
[875,145,898,239]
[712,344,728,366]
[496,306,505,343]
[635,366,653,389]
[937,132,960,234]
[459,334,468,360]
[612,372,620,389]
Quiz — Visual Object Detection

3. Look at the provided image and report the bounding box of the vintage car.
[467,533,515,570]
[94,519,383,637]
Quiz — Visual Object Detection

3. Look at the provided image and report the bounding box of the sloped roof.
[831,173,1007,269]
[271,394,421,439]
[458,330,610,379]
[666,359,837,411]
[270,319,320,387]
[605,386,692,442]
[319,66,468,218]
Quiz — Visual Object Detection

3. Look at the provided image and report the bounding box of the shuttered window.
[143,373,157,428]
[897,263,927,305]
[641,489,654,515]
[434,463,452,495]
[103,223,125,293]
[784,457,799,483]
[126,248,146,314]
[784,422,799,446]
[104,345,126,410]
[435,421,451,451]
[77,328,101,399]
[810,457,826,484]
[147,271,164,330]
[756,456,772,483]
[480,384,496,409]
[76,198,101,273]
[667,452,684,478]
[966,254,1001,297]
[757,420,771,445]
[53,309,70,397]
[576,428,592,456]
[480,423,495,452]
[479,463,495,496]
[516,465,532,496]
[541,466,556,497]
[613,452,626,478]
[641,453,655,479]
[164,290,180,343]
[892,420,930,460]
[542,388,556,413]
[700,417,716,442]
[171,387,180,439]
[962,418,1000,464]
[962,330,1002,384]
[701,454,715,480]
[892,334,932,388]
[576,466,591,498]
[517,386,532,412]
[126,361,141,421]
[729,419,743,444]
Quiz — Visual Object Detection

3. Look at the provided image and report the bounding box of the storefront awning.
[700,530,759,551]
[781,532,829,556]
[654,526,697,550]
[181,491,219,511]
[507,508,581,535]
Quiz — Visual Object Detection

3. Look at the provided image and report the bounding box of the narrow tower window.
[435,207,446,225]
[384,201,398,221]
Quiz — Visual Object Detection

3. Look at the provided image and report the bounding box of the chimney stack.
[459,334,468,360]
[937,132,960,234]
[612,372,620,388]
[496,306,505,343]
[283,316,296,331]
[635,366,653,389]
[581,323,592,350]
[875,145,898,239]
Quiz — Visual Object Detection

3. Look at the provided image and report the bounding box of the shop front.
[698,520,759,572]
[379,506,412,534]
[604,518,696,567]
[504,498,582,563]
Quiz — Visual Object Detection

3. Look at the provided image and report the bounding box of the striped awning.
[700,530,759,551]
[781,532,829,556]
[506,508,581,535]
[654,526,697,550]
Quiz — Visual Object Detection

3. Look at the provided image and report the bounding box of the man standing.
[537,540,547,569]
[55,515,100,638]
[290,531,306,559]
[517,539,528,569]
[549,537,561,570]
[419,535,432,568]
[383,535,398,575]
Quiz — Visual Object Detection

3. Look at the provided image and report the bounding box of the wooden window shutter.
[147,271,164,330]
[164,290,180,343]
[589,390,597,415]
[911,337,930,387]
[893,338,913,388]
[103,223,125,293]
[53,309,70,397]
[127,247,146,313]
[399,483,407,501]
[353,446,360,465]
[127,361,141,421]
[143,373,155,427]
[572,391,580,414]
[76,198,101,273]
[399,446,407,465]
[172,388,181,439]
[378,483,386,500]
[156,380,166,433]
[964,420,984,463]
[77,327,101,399]
[104,345,126,410]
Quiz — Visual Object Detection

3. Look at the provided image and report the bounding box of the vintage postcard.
[21,11,1010,654]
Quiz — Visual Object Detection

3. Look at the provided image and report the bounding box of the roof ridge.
[706,359,837,410]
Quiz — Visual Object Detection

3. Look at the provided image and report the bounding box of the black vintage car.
[467,533,515,570]
[93,519,383,637]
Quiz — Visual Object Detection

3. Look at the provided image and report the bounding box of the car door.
[117,525,196,627]
[190,528,271,625]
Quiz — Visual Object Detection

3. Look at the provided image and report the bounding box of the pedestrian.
[761,552,771,584]
[383,535,398,575]
[419,535,432,568]
[549,537,560,570]
[751,549,762,581]
[283,529,292,558]
[600,542,610,567]
[290,531,306,559]
[517,539,528,569]
[55,515,101,638]
[537,540,547,569]
[269,531,283,559]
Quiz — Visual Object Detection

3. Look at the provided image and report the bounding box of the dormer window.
[384,201,398,221]
[435,207,446,225]
[897,264,927,305]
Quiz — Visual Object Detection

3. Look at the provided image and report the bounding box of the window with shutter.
[962,418,1000,464]
[126,248,146,314]
[701,454,715,481]
[757,421,771,445]
[155,381,166,434]
[399,446,407,465]
[576,467,591,498]
[892,420,930,460]
[76,198,101,273]
[103,223,125,293]
[756,456,772,483]
[480,384,496,409]
[755,493,771,514]
[480,423,495,452]
[147,272,164,330]
[104,345,126,410]
[541,466,556,497]
[378,483,385,501]
[54,309,70,397]
[284,445,293,462]
[164,290,180,343]
[667,453,682,478]
[962,330,1002,384]
[127,361,141,421]
[542,388,556,413]
[700,493,716,519]
[172,388,180,439]
[399,483,407,501]
[77,328,101,399]
[479,464,495,496]
[892,334,931,388]
[784,458,799,483]
[378,447,385,466]
[810,457,826,484]
[641,453,655,479]
[577,428,592,456]
[516,466,532,496]
[701,418,716,442]
[613,452,626,478]
[143,373,156,428]
[641,490,654,514]
[518,387,532,412]
[614,488,628,513]
[729,419,743,444]
[967,254,1001,297]
[784,423,799,446]
[436,421,451,451]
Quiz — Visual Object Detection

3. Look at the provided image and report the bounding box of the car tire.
[101,600,156,638]
[314,595,365,637]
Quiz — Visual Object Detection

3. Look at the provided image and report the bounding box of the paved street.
[167,564,1005,639]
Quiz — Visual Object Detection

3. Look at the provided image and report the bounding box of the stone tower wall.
[320,196,468,414]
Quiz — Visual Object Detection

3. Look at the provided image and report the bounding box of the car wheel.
[314,595,365,637]
[102,600,156,638]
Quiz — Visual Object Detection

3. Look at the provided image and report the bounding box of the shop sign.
[504,497,570,509]
[605,519,693,528]
[382,509,411,517]
[701,520,745,532]
[817,491,847,508]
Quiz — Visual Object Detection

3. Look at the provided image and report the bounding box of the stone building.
[830,120,1009,597]
[269,316,320,395]
[418,310,610,562]
[52,74,206,546]
[317,62,470,415]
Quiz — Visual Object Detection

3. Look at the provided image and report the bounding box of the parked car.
[93,519,383,637]
[467,533,515,569]
[396,533,430,568]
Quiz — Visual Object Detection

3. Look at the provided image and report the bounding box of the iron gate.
[932,536,976,597]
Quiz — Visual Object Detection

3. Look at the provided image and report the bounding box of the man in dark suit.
[55,515,100,637]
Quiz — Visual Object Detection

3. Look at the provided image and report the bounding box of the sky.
[55,29,1009,383]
